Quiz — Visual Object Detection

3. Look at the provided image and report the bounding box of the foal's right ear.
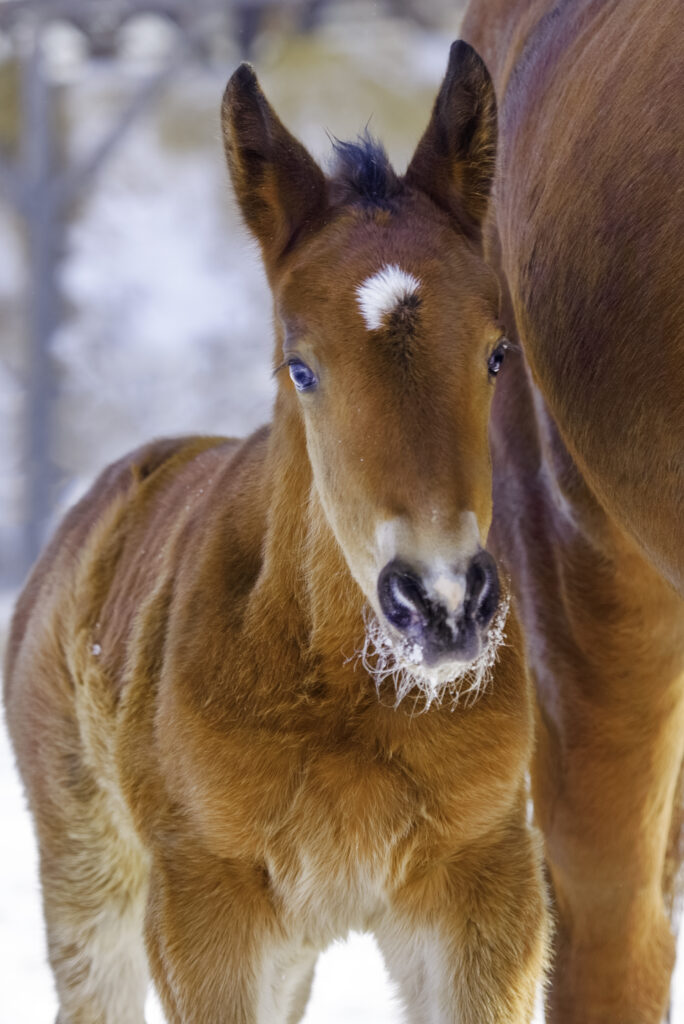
[405,41,497,240]
[222,64,328,267]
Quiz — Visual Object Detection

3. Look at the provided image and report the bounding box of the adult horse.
[4,45,548,1024]
[461,1,684,1021]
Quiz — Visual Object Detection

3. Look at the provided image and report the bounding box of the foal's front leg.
[376,813,548,1023]
[145,845,314,1024]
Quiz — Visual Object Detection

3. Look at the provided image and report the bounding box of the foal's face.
[277,198,506,670]
[223,42,503,684]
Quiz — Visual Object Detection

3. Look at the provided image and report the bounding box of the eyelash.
[273,357,296,377]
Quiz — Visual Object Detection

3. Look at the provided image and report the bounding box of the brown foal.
[4,44,548,1024]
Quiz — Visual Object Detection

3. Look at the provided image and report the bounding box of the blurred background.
[0,0,466,590]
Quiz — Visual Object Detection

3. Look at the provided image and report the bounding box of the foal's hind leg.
[5,605,152,1022]
[38,768,150,1024]
[18,694,151,1024]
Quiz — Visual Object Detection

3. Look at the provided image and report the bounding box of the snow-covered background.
[0,3,682,1021]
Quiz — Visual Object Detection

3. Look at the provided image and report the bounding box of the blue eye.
[288,359,318,392]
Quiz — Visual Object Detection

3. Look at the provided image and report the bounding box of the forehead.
[277,202,499,341]
[356,264,421,331]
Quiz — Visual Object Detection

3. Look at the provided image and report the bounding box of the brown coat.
[462,1,684,1021]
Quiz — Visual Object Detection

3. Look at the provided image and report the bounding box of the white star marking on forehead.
[356,264,421,331]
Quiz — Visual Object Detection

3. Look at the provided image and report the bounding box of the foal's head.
[223,43,508,704]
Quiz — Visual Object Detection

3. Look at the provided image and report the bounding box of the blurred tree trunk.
[19,30,60,576]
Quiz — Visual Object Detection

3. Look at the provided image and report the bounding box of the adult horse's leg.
[490,399,684,1023]
[534,583,684,1022]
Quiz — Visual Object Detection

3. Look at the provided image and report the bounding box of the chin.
[359,593,510,712]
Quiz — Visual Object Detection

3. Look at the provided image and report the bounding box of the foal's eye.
[487,339,509,378]
[287,359,318,392]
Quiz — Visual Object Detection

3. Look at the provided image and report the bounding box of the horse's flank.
[462,0,684,1020]
[465,0,684,590]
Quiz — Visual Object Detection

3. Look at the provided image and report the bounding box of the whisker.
[353,593,510,713]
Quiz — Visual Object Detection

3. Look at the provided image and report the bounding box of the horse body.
[4,47,548,1023]
[461,1,684,1020]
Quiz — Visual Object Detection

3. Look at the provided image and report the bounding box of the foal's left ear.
[222,64,328,266]
[405,41,497,240]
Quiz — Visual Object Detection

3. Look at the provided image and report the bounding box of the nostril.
[465,550,500,626]
[378,560,428,631]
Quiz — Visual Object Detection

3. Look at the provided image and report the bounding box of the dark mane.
[329,130,404,209]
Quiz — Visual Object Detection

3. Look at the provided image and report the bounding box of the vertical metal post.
[19,17,60,573]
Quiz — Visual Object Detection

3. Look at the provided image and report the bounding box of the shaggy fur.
[4,43,549,1024]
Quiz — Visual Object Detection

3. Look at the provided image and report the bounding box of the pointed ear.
[221,64,328,266]
[405,41,497,240]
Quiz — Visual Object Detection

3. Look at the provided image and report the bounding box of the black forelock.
[329,129,404,209]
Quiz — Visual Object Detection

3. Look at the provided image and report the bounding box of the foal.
[4,43,547,1023]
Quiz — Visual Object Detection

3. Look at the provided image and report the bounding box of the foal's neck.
[256,391,367,674]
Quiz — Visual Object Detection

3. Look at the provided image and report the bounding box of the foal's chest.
[174,713,441,923]
[262,744,428,936]
[161,685,514,935]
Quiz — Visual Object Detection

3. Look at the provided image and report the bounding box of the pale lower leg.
[47,888,148,1024]
[375,814,548,1024]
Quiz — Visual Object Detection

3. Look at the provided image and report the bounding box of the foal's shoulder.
[3,433,258,691]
